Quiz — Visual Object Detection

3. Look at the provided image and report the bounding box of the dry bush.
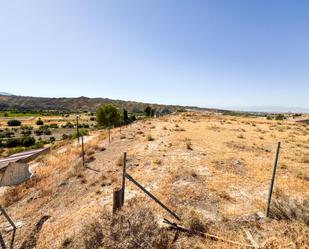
[237,134,245,139]
[83,220,104,249]
[295,170,309,181]
[85,155,96,163]
[262,222,309,249]
[181,208,208,234]
[299,154,309,164]
[269,195,309,225]
[1,186,23,207]
[99,203,170,249]
[154,158,162,165]
[86,148,95,156]
[146,134,154,141]
[115,156,123,166]
[185,139,193,150]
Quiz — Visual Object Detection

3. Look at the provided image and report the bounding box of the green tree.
[123,109,129,124]
[144,106,152,117]
[96,104,121,127]
[150,108,155,117]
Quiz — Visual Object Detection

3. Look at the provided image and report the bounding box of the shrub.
[22,136,36,147]
[21,129,32,135]
[7,119,21,126]
[36,118,44,125]
[275,114,285,120]
[6,138,22,148]
[269,195,309,225]
[100,203,169,248]
[49,136,56,143]
[62,134,69,140]
[62,121,74,128]
[49,123,59,128]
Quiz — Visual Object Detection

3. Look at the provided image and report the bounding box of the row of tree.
[96,104,161,127]
[96,104,136,127]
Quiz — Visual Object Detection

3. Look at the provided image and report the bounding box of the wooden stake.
[113,188,123,213]
[265,142,281,217]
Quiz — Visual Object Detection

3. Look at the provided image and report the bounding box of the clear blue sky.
[0,0,308,108]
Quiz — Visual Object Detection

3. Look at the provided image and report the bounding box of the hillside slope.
[0,112,308,248]
[0,95,194,113]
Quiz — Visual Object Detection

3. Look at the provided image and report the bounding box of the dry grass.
[146,134,154,141]
[1,113,308,248]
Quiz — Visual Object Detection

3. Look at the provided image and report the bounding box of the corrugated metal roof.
[0,148,49,169]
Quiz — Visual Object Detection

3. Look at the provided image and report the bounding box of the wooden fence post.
[108,127,111,144]
[121,152,127,205]
[113,188,123,213]
[265,142,281,217]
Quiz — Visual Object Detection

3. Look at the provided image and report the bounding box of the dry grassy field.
[0,112,308,248]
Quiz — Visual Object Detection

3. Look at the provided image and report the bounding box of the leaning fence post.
[113,188,123,213]
[81,135,85,167]
[121,152,127,205]
[265,142,281,217]
[0,206,16,230]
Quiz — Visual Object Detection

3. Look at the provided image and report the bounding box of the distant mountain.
[0,94,207,113]
[0,92,14,96]
[222,105,309,113]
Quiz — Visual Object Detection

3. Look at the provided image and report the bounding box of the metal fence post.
[265,142,281,217]
[121,152,127,205]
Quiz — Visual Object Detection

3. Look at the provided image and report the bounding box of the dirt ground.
[0,112,308,248]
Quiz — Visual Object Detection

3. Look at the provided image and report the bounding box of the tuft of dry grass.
[181,208,208,234]
[72,202,170,249]
[84,222,103,249]
[269,194,309,225]
[146,134,154,141]
[185,138,193,150]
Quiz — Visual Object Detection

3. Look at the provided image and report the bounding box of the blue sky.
[0,0,308,108]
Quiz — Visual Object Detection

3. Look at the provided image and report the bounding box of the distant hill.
[0,95,200,114]
[222,105,309,114]
[0,92,14,96]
